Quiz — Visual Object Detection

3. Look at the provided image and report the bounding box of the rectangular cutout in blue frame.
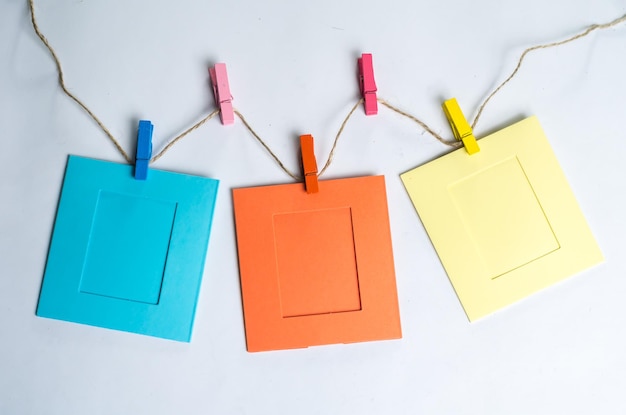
[37,155,219,342]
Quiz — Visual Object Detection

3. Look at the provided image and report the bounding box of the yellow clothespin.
[442,98,480,155]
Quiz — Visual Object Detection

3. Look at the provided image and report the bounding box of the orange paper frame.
[233,175,402,352]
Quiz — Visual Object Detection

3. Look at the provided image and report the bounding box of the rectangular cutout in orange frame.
[233,175,402,352]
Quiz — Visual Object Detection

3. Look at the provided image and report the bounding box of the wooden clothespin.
[135,120,153,180]
[358,53,378,116]
[300,134,319,194]
[442,98,480,155]
[209,63,234,125]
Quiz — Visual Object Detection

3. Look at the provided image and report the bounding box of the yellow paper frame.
[401,116,602,321]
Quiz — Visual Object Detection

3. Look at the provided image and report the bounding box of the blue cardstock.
[37,155,219,342]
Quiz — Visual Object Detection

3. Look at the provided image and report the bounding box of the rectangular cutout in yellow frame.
[401,117,603,321]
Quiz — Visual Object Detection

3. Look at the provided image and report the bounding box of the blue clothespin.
[135,120,153,180]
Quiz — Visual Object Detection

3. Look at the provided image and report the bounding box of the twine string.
[27,0,626,180]
[318,99,362,176]
[28,0,218,164]
[378,99,460,148]
[234,110,301,180]
[151,110,219,162]
[226,13,626,178]
[472,14,626,129]
[28,0,132,163]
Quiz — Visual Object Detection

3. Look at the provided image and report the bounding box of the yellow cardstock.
[401,116,603,321]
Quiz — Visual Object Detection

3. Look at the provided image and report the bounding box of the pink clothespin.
[209,63,234,125]
[358,53,378,116]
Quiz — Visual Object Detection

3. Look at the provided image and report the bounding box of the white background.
[1,0,625,414]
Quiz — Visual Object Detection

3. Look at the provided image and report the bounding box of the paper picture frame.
[401,116,602,321]
[233,175,402,352]
[37,155,219,341]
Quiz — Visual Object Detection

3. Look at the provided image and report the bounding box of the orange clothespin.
[300,134,319,194]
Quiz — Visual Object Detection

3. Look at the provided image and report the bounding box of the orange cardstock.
[233,175,402,352]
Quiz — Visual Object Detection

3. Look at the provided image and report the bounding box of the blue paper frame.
[37,155,219,342]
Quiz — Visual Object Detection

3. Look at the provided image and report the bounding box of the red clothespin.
[358,53,378,116]
[300,134,319,194]
[209,63,234,125]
